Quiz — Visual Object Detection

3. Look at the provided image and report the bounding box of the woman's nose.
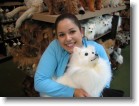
[65,34,72,41]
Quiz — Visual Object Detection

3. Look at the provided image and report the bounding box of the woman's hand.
[74,89,90,97]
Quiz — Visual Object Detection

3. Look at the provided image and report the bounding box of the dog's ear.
[87,45,95,51]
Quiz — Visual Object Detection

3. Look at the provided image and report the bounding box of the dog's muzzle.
[91,54,99,61]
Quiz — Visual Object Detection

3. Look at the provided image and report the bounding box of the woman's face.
[57,19,83,53]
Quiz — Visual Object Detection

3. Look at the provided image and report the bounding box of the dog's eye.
[92,52,94,54]
[85,53,88,56]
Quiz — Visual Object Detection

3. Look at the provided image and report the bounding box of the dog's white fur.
[41,46,112,97]
[84,23,96,40]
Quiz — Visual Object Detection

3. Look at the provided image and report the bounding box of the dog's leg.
[15,7,37,29]
[6,6,28,18]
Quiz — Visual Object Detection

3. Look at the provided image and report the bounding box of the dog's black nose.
[95,54,98,57]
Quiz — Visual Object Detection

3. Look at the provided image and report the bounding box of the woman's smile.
[57,19,83,53]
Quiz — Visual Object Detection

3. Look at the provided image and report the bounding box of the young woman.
[34,13,111,97]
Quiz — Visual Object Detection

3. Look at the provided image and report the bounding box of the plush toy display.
[110,47,123,70]
[110,0,121,7]
[98,38,124,70]
[120,9,130,18]
[7,20,55,76]
[43,0,85,15]
[41,46,112,97]
[80,0,95,12]
[102,0,111,8]
[98,39,115,59]
[113,48,123,65]
[102,0,125,8]
[87,0,95,11]
[84,23,96,40]
[95,0,103,10]
[6,0,46,29]
[82,14,113,40]
[116,31,130,48]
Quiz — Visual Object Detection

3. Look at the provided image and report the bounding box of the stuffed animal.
[43,0,85,15]
[119,0,125,6]
[102,0,124,8]
[103,15,113,30]
[87,0,95,11]
[102,0,111,8]
[84,23,96,40]
[110,0,120,7]
[95,0,102,10]
[121,18,130,31]
[9,20,56,75]
[41,46,112,97]
[113,48,123,64]
[110,47,123,70]
[6,0,46,29]
[99,18,110,34]
[111,0,125,7]
[79,0,88,9]
[8,36,41,74]
[87,15,113,36]
[38,27,56,54]
[116,31,130,48]
[98,39,115,59]
[120,9,130,18]
[80,0,95,12]
[66,0,85,14]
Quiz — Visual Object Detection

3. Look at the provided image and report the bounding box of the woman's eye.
[85,53,88,56]
[92,52,94,54]
[70,30,76,34]
[58,33,65,37]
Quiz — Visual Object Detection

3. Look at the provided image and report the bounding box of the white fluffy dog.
[42,46,112,97]
[84,23,96,40]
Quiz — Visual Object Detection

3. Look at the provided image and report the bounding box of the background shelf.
[32,5,126,23]
[0,2,23,7]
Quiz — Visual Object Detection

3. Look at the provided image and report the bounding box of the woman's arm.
[34,40,74,97]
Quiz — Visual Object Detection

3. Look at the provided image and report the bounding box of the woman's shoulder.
[49,39,59,46]
[86,40,103,48]
[48,39,61,49]
[46,39,66,54]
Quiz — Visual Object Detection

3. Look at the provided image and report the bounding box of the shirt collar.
[82,37,88,47]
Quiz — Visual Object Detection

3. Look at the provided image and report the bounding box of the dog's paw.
[6,12,13,18]
[15,20,22,29]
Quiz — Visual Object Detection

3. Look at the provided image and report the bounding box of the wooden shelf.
[94,31,111,40]
[0,2,23,7]
[32,5,126,23]
[94,27,122,40]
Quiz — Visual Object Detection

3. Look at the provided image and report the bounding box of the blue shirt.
[34,38,111,97]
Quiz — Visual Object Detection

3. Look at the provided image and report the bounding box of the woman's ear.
[53,29,58,39]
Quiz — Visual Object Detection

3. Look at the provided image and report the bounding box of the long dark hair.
[54,13,81,33]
